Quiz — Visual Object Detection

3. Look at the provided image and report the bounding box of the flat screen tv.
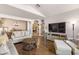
[49,22,65,33]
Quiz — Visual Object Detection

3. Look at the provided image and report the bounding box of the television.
[49,22,65,33]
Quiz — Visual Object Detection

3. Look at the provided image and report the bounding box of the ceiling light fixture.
[36,4,40,8]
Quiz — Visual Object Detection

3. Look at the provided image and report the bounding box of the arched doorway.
[32,20,39,36]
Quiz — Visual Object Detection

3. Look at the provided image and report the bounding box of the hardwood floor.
[14,36,55,55]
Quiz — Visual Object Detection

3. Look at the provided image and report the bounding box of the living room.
[1,4,79,55]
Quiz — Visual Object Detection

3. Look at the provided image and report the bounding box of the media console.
[46,32,67,41]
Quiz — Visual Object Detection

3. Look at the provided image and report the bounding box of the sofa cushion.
[66,40,77,48]
[66,40,79,55]
[11,31,32,43]
[0,44,10,55]
[21,31,25,37]
[7,40,18,55]
[25,31,29,36]
[13,31,22,38]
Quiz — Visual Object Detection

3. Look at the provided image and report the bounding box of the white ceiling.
[0,4,45,20]
[29,4,79,18]
[0,4,79,21]
[9,4,45,17]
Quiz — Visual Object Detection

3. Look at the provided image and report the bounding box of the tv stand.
[47,32,67,41]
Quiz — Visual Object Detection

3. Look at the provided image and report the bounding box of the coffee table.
[22,38,37,51]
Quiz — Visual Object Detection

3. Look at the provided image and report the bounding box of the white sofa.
[0,39,18,55]
[11,31,32,43]
[54,40,72,55]
[66,40,79,55]
[6,39,18,55]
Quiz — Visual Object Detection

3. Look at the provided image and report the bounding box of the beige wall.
[2,19,27,31]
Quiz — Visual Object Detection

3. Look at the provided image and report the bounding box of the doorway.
[32,20,39,36]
